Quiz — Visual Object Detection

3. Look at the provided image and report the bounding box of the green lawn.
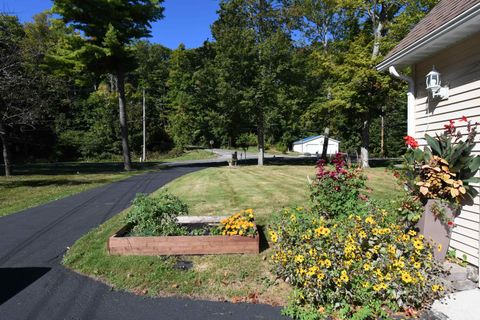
[0,150,218,218]
[0,163,152,217]
[158,149,218,162]
[63,165,403,305]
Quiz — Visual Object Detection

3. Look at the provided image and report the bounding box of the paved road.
[0,166,287,320]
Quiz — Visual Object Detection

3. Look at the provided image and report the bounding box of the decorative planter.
[416,199,458,262]
[108,216,260,256]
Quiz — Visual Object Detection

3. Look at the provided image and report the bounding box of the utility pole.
[142,89,146,162]
[380,114,385,157]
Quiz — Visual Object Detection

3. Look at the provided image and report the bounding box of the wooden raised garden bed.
[108,216,260,255]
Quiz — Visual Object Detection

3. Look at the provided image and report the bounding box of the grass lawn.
[63,165,403,305]
[158,149,218,162]
[0,150,218,218]
[0,163,153,217]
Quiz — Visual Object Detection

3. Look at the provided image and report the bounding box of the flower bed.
[108,215,260,255]
[267,153,449,319]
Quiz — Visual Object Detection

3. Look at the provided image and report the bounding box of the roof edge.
[377,3,480,71]
[293,135,340,144]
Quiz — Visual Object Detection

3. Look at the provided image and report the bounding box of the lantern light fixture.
[426,66,449,100]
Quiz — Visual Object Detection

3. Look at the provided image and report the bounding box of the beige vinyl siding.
[412,32,480,265]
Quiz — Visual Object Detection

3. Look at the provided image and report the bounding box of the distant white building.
[292,135,339,154]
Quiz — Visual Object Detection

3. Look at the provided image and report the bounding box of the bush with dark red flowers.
[310,153,366,219]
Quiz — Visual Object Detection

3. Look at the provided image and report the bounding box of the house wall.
[413,31,480,265]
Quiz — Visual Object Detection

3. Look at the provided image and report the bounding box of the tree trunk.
[258,122,264,166]
[360,118,370,168]
[321,127,330,160]
[116,70,132,171]
[0,122,12,176]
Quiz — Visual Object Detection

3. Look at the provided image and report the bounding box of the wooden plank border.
[108,216,260,256]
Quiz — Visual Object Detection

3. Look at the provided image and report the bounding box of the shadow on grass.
[0,178,116,189]
[0,162,161,176]
[0,267,51,305]
[257,225,270,253]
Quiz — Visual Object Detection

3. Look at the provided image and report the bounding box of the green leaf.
[468,156,480,172]
[425,134,441,155]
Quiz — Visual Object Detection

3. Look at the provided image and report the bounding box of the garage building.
[292,135,339,155]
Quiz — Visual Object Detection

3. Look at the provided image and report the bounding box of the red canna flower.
[403,135,419,149]
[461,115,468,122]
[444,120,456,135]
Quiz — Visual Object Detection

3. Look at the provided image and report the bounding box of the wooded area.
[0,0,438,175]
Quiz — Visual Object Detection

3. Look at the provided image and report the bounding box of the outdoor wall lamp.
[426,66,449,100]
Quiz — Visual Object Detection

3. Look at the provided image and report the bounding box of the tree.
[0,14,60,176]
[53,0,165,170]
[213,0,293,165]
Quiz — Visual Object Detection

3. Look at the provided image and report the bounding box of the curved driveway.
[0,165,286,320]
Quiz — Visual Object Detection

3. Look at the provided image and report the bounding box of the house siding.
[413,32,480,265]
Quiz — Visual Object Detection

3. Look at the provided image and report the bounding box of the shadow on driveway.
[0,267,51,305]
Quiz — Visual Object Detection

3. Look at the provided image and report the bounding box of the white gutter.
[389,66,415,137]
[377,3,480,71]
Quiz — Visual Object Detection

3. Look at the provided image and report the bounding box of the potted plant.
[401,117,480,261]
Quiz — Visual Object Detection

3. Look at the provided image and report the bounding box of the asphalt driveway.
[0,166,286,320]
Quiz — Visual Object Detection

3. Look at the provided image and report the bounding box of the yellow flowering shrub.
[217,209,257,236]
[269,207,447,319]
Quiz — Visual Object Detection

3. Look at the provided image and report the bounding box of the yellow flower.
[379,282,387,290]
[363,263,371,271]
[362,281,370,288]
[373,284,381,292]
[323,259,332,268]
[437,244,443,252]
[388,245,396,255]
[307,266,318,277]
[340,270,349,282]
[290,214,296,222]
[408,230,417,236]
[317,272,325,280]
[321,227,331,236]
[294,255,305,263]
[402,234,410,241]
[309,248,317,256]
[401,271,413,283]
[365,216,375,225]
[432,284,444,292]
[414,262,421,269]
[413,239,424,250]
[359,231,367,239]
[365,252,372,259]
[269,231,278,243]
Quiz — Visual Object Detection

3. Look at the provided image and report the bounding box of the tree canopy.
[0,0,439,175]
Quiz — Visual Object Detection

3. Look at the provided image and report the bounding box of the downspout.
[388,66,415,137]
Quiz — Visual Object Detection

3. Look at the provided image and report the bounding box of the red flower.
[461,116,468,122]
[447,221,455,228]
[444,120,456,135]
[403,135,419,149]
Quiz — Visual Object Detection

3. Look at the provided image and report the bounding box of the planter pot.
[416,199,458,262]
[108,216,260,256]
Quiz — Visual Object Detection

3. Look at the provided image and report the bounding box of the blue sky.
[0,0,220,49]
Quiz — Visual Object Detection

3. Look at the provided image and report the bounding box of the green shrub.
[126,192,188,236]
[269,207,447,319]
[275,142,288,154]
[394,194,424,227]
[309,153,366,219]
